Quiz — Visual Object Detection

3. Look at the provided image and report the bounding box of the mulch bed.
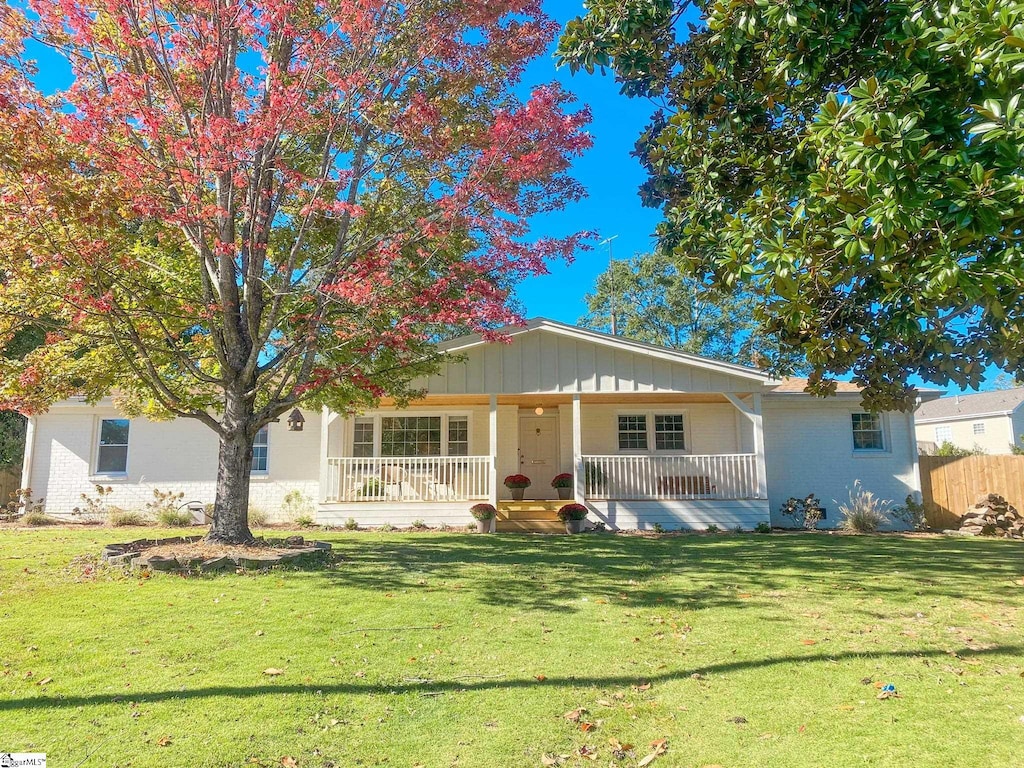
[102,535,331,572]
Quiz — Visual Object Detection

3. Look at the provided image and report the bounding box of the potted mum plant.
[558,503,589,534]
[503,474,531,501]
[470,503,497,533]
[551,473,573,500]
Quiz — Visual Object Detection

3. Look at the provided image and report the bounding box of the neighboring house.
[915,388,1024,455]
[22,319,932,530]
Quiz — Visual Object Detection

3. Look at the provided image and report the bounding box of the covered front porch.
[316,391,770,531]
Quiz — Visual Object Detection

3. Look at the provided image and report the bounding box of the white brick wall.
[762,397,919,528]
[29,403,321,521]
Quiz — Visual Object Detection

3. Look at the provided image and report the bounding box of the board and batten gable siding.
[762,397,919,528]
[914,413,1017,455]
[28,403,321,519]
[419,328,764,395]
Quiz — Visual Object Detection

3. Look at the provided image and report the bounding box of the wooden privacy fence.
[919,454,1024,529]
[0,467,20,509]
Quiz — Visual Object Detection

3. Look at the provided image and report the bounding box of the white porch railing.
[325,456,491,503]
[582,454,763,500]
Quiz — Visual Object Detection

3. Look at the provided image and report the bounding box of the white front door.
[518,415,559,499]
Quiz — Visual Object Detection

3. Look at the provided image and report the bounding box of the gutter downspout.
[20,415,36,493]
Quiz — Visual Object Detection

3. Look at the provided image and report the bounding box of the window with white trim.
[251,426,269,473]
[447,416,469,456]
[851,413,885,451]
[617,415,648,451]
[381,416,442,456]
[972,422,985,435]
[352,418,374,457]
[934,425,952,443]
[97,418,130,474]
[654,414,686,450]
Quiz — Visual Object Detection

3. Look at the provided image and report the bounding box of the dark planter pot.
[556,487,572,500]
[510,488,526,501]
[565,518,586,534]
[476,517,495,533]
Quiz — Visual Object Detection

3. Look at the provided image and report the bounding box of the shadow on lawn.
[316,533,1024,613]
[2,643,1019,712]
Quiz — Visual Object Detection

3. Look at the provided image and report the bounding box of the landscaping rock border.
[101,535,331,572]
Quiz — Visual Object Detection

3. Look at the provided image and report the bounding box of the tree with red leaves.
[0,0,591,542]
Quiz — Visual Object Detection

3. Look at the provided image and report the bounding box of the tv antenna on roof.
[600,235,619,335]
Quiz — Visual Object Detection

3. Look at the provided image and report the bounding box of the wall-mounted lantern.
[534,406,544,416]
[286,408,305,432]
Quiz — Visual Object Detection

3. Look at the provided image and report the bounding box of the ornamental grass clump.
[838,481,891,533]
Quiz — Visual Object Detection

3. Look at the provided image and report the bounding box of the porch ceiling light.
[286,408,305,432]
[534,406,544,415]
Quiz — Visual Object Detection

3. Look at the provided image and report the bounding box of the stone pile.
[958,494,1024,539]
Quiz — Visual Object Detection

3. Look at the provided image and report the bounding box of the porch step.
[496,519,567,534]
[497,500,567,513]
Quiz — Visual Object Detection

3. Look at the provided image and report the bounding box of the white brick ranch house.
[21,319,932,531]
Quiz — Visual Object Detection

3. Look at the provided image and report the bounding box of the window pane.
[935,425,952,443]
[654,414,685,450]
[97,445,128,473]
[100,419,130,446]
[254,426,269,446]
[852,413,884,450]
[353,418,374,457]
[251,446,268,472]
[447,417,469,456]
[618,415,647,451]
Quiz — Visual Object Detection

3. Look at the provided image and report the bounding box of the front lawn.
[1,528,1022,767]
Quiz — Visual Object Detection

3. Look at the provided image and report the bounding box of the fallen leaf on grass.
[540,754,565,766]
[564,708,587,723]
[577,745,598,761]
[837,705,856,711]
[255,630,264,637]
[579,722,595,732]
[738,593,753,599]
[263,668,285,676]
[535,674,547,682]
[800,639,817,646]
[726,715,748,724]
[37,677,52,686]
[632,682,651,692]
[596,699,613,707]
[637,739,668,767]
[281,757,298,768]
[156,735,172,747]
[608,738,633,752]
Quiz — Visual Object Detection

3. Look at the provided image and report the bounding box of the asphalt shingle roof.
[915,387,1024,421]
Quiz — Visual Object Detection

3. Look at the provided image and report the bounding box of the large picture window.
[97,418,130,474]
[251,426,269,473]
[852,413,885,451]
[381,416,443,456]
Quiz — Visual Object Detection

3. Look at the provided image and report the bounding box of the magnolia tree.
[0,0,591,542]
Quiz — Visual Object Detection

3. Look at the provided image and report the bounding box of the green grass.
[1,528,1023,767]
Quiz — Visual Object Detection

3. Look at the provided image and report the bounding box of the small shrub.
[411,519,428,530]
[890,494,927,531]
[156,508,195,527]
[732,524,744,534]
[6,487,45,519]
[590,520,608,532]
[438,522,452,532]
[282,489,315,521]
[470,503,497,521]
[838,481,891,533]
[110,510,150,527]
[72,485,116,522]
[295,513,315,529]
[557,503,588,521]
[465,523,476,532]
[248,507,269,527]
[651,522,666,534]
[379,522,395,532]
[551,473,573,488]
[754,521,772,534]
[344,517,359,530]
[930,441,986,457]
[779,494,825,529]
[23,510,58,526]
[705,524,720,534]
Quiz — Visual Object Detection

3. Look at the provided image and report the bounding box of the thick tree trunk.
[206,395,256,544]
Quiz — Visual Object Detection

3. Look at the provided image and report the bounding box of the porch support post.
[572,393,585,503]
[751,393,768,500]
[488,394,498,506]
[318,406,331,503]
